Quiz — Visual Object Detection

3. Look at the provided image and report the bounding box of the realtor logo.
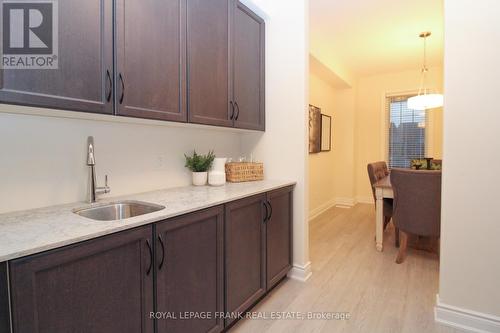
[2,0,58,69]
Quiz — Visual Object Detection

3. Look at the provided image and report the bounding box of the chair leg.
[395,231,408,264]
[395,227,400,248]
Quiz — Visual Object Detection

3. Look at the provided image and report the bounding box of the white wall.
[331,87,356,203]
[308,62,356,217]
[241,0,310,279]
[439,0,500,320]
[309,71,336,216]
[0,108,242,214]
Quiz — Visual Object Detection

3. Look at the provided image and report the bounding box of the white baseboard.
[309,197,362,221]
[308,196,375,221]
[356,196,374,204]
[288,261,312,282]
[309,199,336,221]
[333,197,357,208]
[435,295,500,333]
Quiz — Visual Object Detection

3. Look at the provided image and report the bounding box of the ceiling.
[310,0,444,82]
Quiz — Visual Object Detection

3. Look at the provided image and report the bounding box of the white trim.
[380,92,391,162]
[435,295,500,333]
[309,197,361,221]
[356,196,374,204]
[308,199,336,221]
[385,89,425,98]
[333,197,357,208]
[288,261,312,282]
[308,197,375,221]
[381,89,439,165]
[426,110,435,157]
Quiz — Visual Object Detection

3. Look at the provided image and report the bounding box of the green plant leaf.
[184,150,216,172]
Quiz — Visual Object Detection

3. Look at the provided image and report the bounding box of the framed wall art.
[309,104,321,154]
[321,114,332,152]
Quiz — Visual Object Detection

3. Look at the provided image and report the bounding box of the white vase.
[192,172,208,186]
[209,158,227,186]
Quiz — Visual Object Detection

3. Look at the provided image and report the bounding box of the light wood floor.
[232,204,461,333]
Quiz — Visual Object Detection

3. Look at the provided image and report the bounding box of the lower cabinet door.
[155,206,224,333]
[9,226,154,333]
[225,194,266,327]
[266,186,293,289]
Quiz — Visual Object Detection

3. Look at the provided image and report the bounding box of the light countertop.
[0,180,295,262]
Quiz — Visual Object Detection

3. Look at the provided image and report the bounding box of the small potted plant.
[184,150,215,186]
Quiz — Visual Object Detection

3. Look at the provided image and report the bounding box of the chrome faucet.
[86,136,110,203]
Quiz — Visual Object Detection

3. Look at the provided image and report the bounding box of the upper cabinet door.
[187,0,233,127]
[0,0,113,114]
[115,0,186,122]
[232,1,265,131]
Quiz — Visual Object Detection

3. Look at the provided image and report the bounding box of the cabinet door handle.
[119,73,125,104]
[158,234,165,271]
[267,201,273,221]
[105,70,112,102]
[230,101,235,120]
[263,201,269,222]
[146,239,153,276]
[234,102,240,121]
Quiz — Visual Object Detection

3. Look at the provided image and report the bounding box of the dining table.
[373,175,393,251]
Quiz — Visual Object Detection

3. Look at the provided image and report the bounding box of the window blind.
[386,95,426,168]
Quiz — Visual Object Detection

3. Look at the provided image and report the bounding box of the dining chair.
[367,162,399,247]
[391,168,442,264]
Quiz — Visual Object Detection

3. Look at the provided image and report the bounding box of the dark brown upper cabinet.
[9,226,154,333]
[266,186,293,290]
[187,0,265,130]
[0,0,114,114]
[186,0,233,127]
[155,206,224,333]
[232,0,266,130]
[115,0,187,122]
[224,194,267,327]
[0,0,265,130]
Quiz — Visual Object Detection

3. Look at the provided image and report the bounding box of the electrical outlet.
[154,155,165,170]
[157,156,162,169]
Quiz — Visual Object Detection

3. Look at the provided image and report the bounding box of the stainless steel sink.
[73,200,165,221]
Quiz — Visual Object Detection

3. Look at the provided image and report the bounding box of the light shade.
[407,94,443,110]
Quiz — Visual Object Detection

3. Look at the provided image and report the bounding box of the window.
[387,95,426,168]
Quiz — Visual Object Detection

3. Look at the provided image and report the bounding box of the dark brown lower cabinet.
[9,226,154,333]
[225,194,267,326]
[155,206,224,333]
[5,187,293,333]
[266,186,293,289]
[0,262,10,333]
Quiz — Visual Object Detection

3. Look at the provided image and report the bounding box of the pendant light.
[407,32,443,110]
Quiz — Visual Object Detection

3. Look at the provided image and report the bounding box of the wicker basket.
[225,162,264,182]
